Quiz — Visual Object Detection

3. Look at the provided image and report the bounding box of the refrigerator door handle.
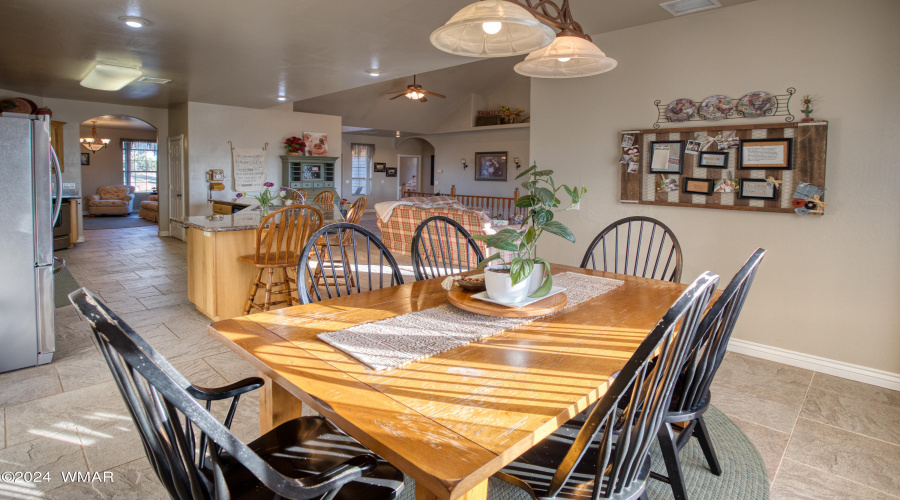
[51,145,63,225]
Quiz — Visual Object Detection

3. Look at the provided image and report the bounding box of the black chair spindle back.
[298,223,404,304]
[411,216,485,281]
[581,216,683,282]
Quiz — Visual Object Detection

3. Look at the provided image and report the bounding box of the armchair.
[85,185,135,216]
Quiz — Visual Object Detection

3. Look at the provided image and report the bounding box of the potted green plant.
[472,164,586,302]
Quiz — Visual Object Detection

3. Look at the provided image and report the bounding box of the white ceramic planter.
[484,265,530,303]
[527,263,545,295]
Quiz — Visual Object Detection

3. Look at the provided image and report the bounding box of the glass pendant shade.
[430,0,555,57]
[514,35,618,78]
[80,121,111,153]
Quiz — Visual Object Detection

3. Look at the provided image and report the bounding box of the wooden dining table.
[208,264,691,500]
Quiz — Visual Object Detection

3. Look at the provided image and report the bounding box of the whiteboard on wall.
[232,146,267,191]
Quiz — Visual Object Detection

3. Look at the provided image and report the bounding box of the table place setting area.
[318,272,624,371]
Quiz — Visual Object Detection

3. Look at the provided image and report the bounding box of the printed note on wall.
[232,148,267,191]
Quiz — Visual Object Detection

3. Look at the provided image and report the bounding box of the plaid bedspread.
[377,203,493,257]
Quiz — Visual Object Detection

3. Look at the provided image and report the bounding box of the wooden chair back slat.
[254,205,323,266]
[581,216,683,282]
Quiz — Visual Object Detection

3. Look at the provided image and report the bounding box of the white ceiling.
[0,0,755,110]
[82,114,157,131]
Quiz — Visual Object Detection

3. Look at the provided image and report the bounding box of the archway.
[79,115,158,231]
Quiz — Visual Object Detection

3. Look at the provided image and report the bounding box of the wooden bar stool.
[288,188,307,204]
[239,205,323,315]
[313,197,367,289]
[313,190,334,205]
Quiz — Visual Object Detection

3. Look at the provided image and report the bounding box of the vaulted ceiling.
[0,0,755,110]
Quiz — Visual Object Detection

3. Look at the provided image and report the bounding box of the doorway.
[79,115,158,231]
[397,155,420,197]
[168,135,186,241]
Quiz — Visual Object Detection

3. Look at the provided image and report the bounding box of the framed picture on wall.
[474,152,508,181]
[374,162,386,173]
[385,167,397,177]
[738,178,778,200]
[739,138,793,170]
[648,141,684,174]
[698,151,728,168]
[80,153,90,166]
[682,178,714,195]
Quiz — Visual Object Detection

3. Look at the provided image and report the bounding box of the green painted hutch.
[280,155,339,200]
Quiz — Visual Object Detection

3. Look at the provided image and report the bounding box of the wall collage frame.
[618,121,828,215]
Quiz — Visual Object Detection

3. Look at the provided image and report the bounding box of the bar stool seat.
[240,205,323,315]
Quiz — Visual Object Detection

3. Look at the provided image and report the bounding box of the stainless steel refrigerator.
[0,113,63,373]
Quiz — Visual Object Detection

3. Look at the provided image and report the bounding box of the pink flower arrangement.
[284,136,306,154]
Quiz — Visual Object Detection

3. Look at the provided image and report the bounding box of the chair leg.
[657,422,689,500]
[694,415,722,475]
[243,269,264,315]
[262,268,276,311]
[283,267,294,306]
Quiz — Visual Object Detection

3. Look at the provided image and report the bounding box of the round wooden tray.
[447,287,567,317]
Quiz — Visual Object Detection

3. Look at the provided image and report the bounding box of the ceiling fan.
[386,75,446,102]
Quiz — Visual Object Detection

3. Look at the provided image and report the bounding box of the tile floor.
[0,221,897,499]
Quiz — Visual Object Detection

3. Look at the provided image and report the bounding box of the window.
[122,140,158,193]
[350,143,374,196]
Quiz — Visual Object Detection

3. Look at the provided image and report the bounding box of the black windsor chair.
[69,288,405,500]
[298,223,404,304]
[493,271,719,500]
[650,248,766,500]
[580,216,683,282]
[411,216,485,281]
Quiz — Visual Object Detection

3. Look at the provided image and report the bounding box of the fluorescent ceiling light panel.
[659,0,722,16]
[80,64,142,90]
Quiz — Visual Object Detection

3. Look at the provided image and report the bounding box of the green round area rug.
[398,405,769,500]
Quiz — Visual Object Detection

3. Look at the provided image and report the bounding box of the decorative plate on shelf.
[0,98,34,114]
[699,95,735,121]
[737,91,777,118]
[665,99,697,122]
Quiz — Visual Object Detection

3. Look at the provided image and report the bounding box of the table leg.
[415,479,488,500]
[258,372,304,434]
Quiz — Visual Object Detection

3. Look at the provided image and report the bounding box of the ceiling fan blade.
[389,94,406,100]
[419,96,428,102]
[385,90,407,94]
[422,90,446,99]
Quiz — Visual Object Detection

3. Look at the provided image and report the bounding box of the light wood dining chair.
[313,190,335,206]
[581,216,683,282]
[289,188,307,204]
[239,205,323,315]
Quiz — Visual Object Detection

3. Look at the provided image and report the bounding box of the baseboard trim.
[728,339,900,391]
[158,231,170,237]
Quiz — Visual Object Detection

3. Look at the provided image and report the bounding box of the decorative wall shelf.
[653,88,795,129]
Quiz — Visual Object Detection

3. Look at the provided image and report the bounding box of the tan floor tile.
[784,418,900,496]
[204,350,259,384]
[0,435,89,493]
[97,297,148,314]
[46,457,168,499]
[771,458,899,500]
[0,364,62,407]
[800,373,900,446]
[97,285,163,302]
[728,415,789,482]
[1,408,5,449]
[710,352,812,433]
[137,291,191,310]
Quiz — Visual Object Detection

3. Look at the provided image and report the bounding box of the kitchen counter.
[172,203,342,321]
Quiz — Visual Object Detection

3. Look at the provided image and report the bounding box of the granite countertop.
[171,202,343,232]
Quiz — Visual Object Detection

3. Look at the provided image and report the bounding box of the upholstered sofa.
[139,195,159,222]
[85,185,135,216]
[376,196,503,257]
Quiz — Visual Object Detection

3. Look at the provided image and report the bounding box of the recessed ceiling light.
[277,96,287,101]
[395,131,401,137]
[659,0,721,16]
[119,16,149,28]
[366,69,383,76]
[80,64,142,91]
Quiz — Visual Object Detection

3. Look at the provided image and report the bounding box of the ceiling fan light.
[80,64,142,90]
[430,0,555,57]
[515,35,618,78]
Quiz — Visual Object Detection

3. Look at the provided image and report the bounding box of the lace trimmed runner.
[318,272,624,371]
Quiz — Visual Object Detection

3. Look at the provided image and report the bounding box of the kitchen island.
[171,204,341,321]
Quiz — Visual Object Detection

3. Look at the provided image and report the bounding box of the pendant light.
[430,0,555,57]
[515,34,618,78]
[80,121,111,154]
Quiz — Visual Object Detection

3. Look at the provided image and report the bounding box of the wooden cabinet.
[280,155,339,200]
[212,203,232,215]
[50,121,65,172]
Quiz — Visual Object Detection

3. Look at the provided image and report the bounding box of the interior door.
[168,135,185,241]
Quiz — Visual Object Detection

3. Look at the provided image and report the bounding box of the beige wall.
[183,102,341,216]
[0,88,168,239]
[79,125,158,211]
[428,127,529,200]
[530,0,900,373]
[341,135,435,205]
